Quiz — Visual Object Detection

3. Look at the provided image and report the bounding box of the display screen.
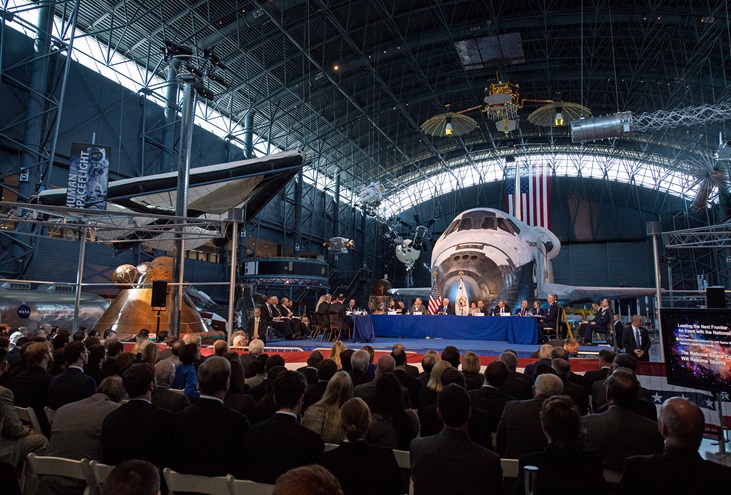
[662,308,731,392]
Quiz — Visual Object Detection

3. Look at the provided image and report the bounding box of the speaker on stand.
[151,281,168,336]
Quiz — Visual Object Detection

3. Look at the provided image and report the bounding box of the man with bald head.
[621,398,731,493]
[151,359,190,414]
[353,354,411,408]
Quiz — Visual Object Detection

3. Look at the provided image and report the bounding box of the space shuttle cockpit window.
[506,218,520,234]
[458,217,473,231]
[443,219,460,238]
[497,218,516,234]
[481,216,497,230]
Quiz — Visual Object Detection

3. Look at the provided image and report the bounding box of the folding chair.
[500,458,520,478]
[323,443,339,452]
[163,467,230,495]
[227,475,275,495]
[393,449,412,495]
[15,406,42,433]
[44,406,56,427]
[83,459,115,495]
[328,311,345,341]
[26,453,89,495]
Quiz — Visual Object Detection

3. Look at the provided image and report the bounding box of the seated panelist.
[437,298,453,315]
[410,298,428,315]
[491,300,511,316]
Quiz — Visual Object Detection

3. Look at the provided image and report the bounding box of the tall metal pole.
[72,226,87,332]
[243,109,255,159]
[513,160,521,221]
[226,209,241,344]
[647,221,664,362]
[169,74,197,337]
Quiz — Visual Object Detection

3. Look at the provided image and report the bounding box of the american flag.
[506,163,551,228]
[428,284,442,315]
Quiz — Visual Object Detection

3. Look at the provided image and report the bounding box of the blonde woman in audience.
[329,340,346,369]
[317,398,403,495]
[418,359,452,410]
[461,351,484,390]
[303,371,353,443]
[139,340,159,364]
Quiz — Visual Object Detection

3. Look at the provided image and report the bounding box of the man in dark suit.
[102,363,173,466]
[436,297,454,315]
[579,299,612,345]
[621,398,731,494]
[552,358,588,415]
[242,371,325,484]
[348,350,371,387]
[410,384,503,494]
[497,351,532,400]
[100,339,124,378]
[317,294,332,329]
[279,297,310,337]
[583,349,614,400]
[296,350,322,385]
[622,314,652,361]
[353,355,411,408]
[612,314,624,350]
[551,346,586,389]
[392,343,419,377]
[581,369,663,471]
[10,342,53,436]
[491,299,511,316]
[496,373,564,458]
[392,348,422,407]
[173,356,249,477]
[328,294,347,337]
[240,338,264,377]
[417,353,437,387]
[245,307,266,344]
[302,359,337,411]
[467,361,515,444]
[47,341,97,410]
[151,360,190,414]
[538,293,560,341]
[514,300,530,316]
[261,295,299,340]
[592,353,657,421]
[523,344,554,377]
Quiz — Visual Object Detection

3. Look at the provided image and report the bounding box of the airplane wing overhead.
[388,287,431,298]
[538,283,659,303]
[34,151,307,250]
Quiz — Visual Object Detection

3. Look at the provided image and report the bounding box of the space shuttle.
[391,207,657,309]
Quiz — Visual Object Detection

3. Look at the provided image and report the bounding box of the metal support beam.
[162,61,179,172]
[243,108,255,160]
[294,170,303,257]
[72,226,87,332]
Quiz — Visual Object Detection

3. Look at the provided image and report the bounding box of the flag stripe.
[505,164,551,229]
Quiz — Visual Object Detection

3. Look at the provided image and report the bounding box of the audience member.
[243,370,325,484]
[460,351,484,390]
[223,359,255,418]
[497,350,532,400]
[524,344,553,376]
[85,344,107,385]
[392,347,422,407]
[416,351,438,387]
[519,396,606,495]
[173,356,249,477]
[212,340,228,357]
[417,359,451,410]
[240,338,264,377]
[581,369,663,470]
[592,353,656,420]
[139,340,159,364]
[392,343,419,377]
[11,341,53,435]
[440,345,461,368]
[102,363,173,466]
[366,373,419,450]
[468,360,515,442]
[551,358,588,415]
[620,397,731,493]
[583,349,615,398]
[249,354,286,401]
[171,342,200,402]
[102,459,160,495]
[317,397,403,495]
[496,373,564,458]
[348,350,371,387]
[244,353,268,388]
[100,339,123,378]
[303,371,353,443]
[272,465,342,495]
[0,348,48,468]
[113,352,136,377]
[353,354,411,409]
[410,384,503,494]
[297,350,323,385]
[48,341,97,410]
[151,360,190,414]
[330,341,346,369]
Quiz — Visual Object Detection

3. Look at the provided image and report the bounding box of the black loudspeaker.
[706,287,726,309]
[151,281,168,308]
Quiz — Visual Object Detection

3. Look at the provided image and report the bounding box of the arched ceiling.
[35,0,731,210]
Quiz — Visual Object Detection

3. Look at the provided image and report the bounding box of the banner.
[506,162,551,228]
[66,143,111,210]
[455,277,470,316]
[636,362,731,435]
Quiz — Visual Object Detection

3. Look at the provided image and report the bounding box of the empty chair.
[163,467,230,495]
[83,459,115,495]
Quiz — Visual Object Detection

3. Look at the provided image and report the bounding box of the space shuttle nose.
[436,248,534,310]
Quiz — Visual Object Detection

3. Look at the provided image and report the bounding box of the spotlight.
[445,116,454,136]
[554,106,564,126]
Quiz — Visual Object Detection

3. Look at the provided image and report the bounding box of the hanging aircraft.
[33,150,308,251]
[389,207,657,309]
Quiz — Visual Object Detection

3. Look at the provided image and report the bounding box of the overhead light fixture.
[445,116,454,136]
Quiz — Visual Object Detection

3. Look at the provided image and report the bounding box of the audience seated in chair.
[302,371,352,443]
[272,464,342,495]
[151,360,190,414]
[410,384,503,495]
[317,397,403,495]
[103,459,160,495]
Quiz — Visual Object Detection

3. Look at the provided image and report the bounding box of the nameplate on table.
[474,313,484,317]
[412,312,422,315]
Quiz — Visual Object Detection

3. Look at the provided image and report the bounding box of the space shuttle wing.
[539,283,659,303]
[388,287,431,298]
[36,150,307,217]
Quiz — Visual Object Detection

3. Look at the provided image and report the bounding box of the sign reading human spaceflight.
[66,143,111,210]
